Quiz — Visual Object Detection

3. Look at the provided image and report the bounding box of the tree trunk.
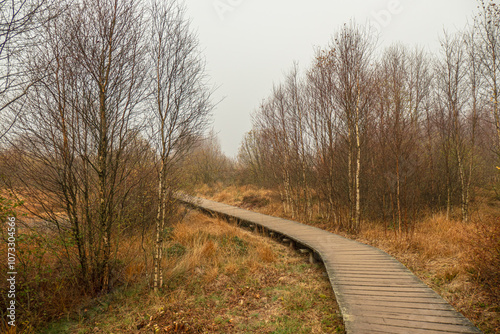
[354,85,362,232]
[154,162,164,293]
[98,84,110,292]
[396,158,402,234]
[348,130,353,230]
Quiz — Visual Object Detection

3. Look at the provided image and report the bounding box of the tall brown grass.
[164,212,276,288]
[0,221,153,333]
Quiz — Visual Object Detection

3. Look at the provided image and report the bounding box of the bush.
[467,217,500,302]
[240,195,270,209]
[167,243,186,258]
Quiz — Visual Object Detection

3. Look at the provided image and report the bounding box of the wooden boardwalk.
[178,195,482,334]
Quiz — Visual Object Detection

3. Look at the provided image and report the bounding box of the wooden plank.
[350,311,481,326]
[343,299,460,311]
[351,322,481,334]
[340,294,449,304]
[348,306,476,319]
[340,286,436,294]
[353,316,483,333]
[332,272,418,278]
[334,272,416,278]
[340,290,439,298]
[332,277,422,285]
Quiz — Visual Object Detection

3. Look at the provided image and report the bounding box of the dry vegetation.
[0,211,152,332]
[1,1,499,333]
[1,210,344,333]
[197,183,500,334]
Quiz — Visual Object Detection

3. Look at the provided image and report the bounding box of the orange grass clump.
[164,212,277,287]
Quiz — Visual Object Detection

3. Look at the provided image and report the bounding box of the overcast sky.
[182,0,480,158]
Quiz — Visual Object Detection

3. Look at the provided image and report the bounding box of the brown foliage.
[467,217,500,302]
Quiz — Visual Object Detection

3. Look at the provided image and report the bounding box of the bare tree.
[434,32,479,222]
[254,84,295,217]
[238,130,267,186]
[476,0,500,160]
[306,49,342,225]
[148,0,213,292]
[253,70,311,221]
[0,0,53,139]
[462,28,482,222]
[184,131,233,186]
[374,45,430,232]
[283,64,312,220]
[71,0,147,291]
[8,0,148,293]
[331,23,375,231]
[250,23,375,231]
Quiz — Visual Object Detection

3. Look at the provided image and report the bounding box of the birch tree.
[435,32,479,222]
[148,0,212,292]
[331,23,375,231]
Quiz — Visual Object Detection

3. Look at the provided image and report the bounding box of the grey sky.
[182,0,480,158]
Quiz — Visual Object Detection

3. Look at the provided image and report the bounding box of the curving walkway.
[178,195,482,334]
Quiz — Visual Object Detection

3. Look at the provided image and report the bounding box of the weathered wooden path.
[178,195,482,334]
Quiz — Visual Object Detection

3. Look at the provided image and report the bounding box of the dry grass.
[197,184,500,334]
[197,183,283,216]
[163,214,271,286]
[0,228,85,333]
[0,218,153,333]
[40,211,344,333]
